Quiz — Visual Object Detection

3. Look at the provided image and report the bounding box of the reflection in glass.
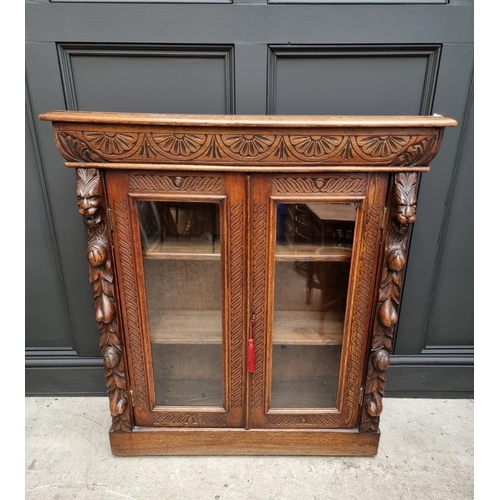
[138,201,223,406]
[272,202,356,409]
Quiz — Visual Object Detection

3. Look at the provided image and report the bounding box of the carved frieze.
[266,413,340,427]
[56,129,443,167]
[76,168,131,432]
[273,176,366,195]
[153,412,226,427]
[129,174,224,193]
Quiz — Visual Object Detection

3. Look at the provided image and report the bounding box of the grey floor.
[25,397,473,500]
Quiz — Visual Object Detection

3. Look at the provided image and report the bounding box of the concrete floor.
[25,397,473,499]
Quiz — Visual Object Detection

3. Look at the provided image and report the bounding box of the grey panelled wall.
[26,0,473,396]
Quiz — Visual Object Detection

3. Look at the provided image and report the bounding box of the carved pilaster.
[360,172,418,433]
[76,168,132,432]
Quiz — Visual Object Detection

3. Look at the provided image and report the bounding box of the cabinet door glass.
[272,202,356,408]
[138,201,223,407]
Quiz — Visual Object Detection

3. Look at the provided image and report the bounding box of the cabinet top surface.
[39,111,456,171]
[39,111,457,128]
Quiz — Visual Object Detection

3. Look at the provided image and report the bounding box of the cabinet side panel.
[107,171,154,427]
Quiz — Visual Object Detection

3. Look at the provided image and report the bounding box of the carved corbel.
[76,168,132,432]
[360,172,418,433]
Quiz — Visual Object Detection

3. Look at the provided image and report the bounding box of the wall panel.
[268,45,440,115]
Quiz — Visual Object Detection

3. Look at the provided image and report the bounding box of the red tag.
[248,339,255,373]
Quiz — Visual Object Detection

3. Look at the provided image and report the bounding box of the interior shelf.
[143,240,351,262]
[143,237,221,260]
[149,310,344,345]
[149,310,223,344]
[154,379,223,407]
[271,379,338,409]
[275,243,352,262]
[273,311,344,345]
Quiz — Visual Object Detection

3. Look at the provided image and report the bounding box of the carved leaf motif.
[138,136,158,158]
[114,372,127,390]
[273,137,290,159]
[76,169,100,198]
[365,377,380,395]
[290,136,341,157]
[391,272,403,290]
[100,266,114,284]
[391,136,437,166]
[83,132,137,155]
[223,135,274,157]
[57,132,102,162]
[109,389,125,415]
[152,134,205,156]
[206,136,222,159]
[358,136,409,157]
[101,279,115,297]
[89,266,101,284]
[394,173,418,206]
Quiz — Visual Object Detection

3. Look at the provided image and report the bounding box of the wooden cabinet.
[39,112,456,456]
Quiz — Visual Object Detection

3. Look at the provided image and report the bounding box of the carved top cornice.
[40,111,457,170]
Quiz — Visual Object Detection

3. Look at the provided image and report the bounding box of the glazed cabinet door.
[106,170,246,428]
[248,173,388,429]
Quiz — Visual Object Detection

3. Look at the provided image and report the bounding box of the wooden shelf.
[155,379,223,407]
[149,310,343,345]
[144,240,351,262]
[149,310,223,344]
[274,311,344,345]
[271,379,338,408]
[144,237,221,260]
[306,203,356,222]
[275,243,351,262]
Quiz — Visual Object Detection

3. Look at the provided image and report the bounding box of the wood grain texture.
[39,111,457,128]
[113,199,150,419]
[109,427,380,456]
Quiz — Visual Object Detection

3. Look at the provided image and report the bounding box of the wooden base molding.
[109,428,380,456]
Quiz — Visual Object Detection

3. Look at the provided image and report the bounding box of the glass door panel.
[272,202,356,409]
[138,201,223,407]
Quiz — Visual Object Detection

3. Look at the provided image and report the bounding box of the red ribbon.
[248,314,255,373]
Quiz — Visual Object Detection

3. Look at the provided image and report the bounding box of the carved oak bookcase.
[39,112,456,456]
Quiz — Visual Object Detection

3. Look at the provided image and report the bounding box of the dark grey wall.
[26,0,473,397]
